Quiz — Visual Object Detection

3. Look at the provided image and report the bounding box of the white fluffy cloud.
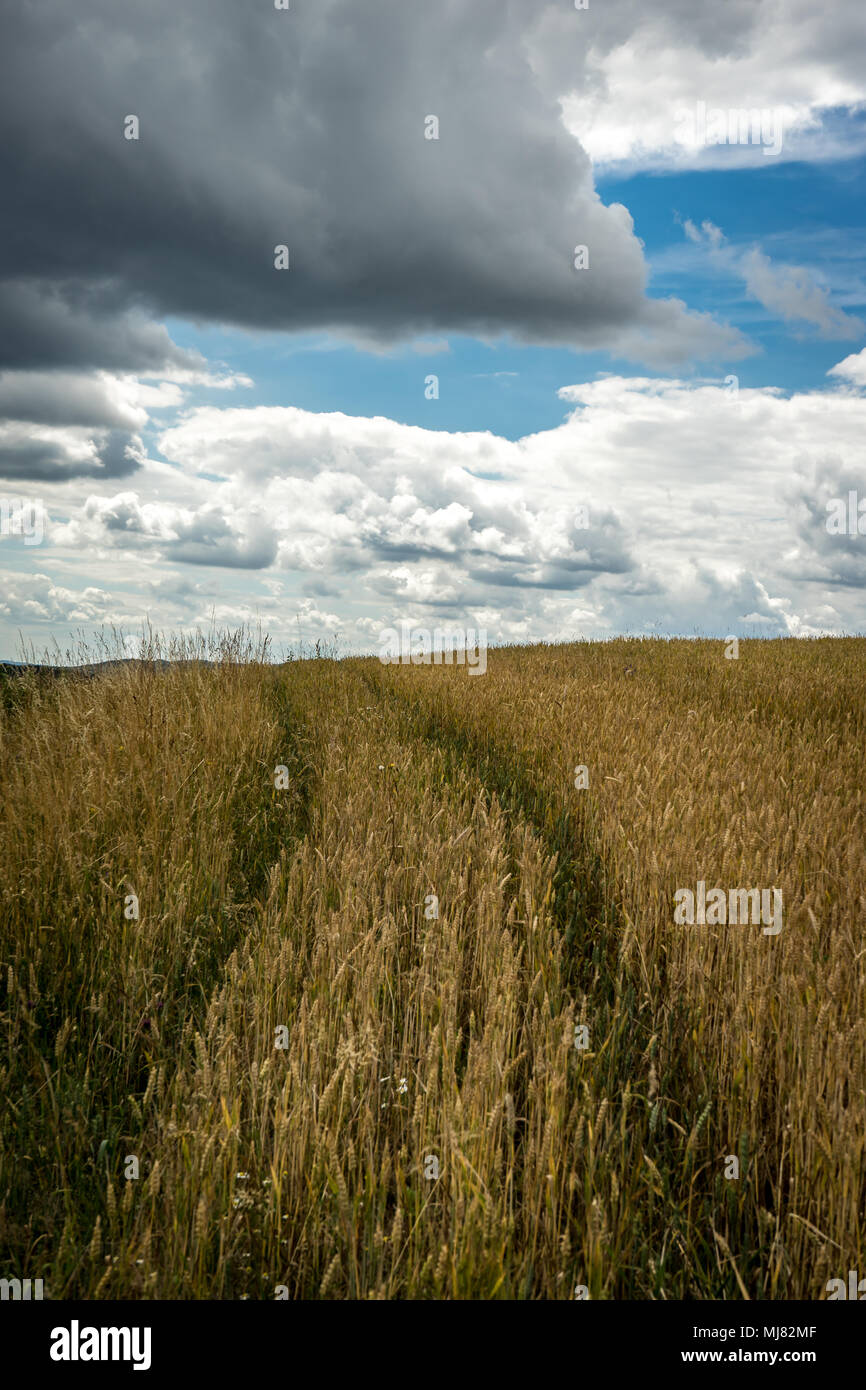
[544,0,866,171]
[5,362,863,652]
[828,347,866,386]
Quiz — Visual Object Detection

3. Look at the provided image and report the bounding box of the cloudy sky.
[1,0,865,658]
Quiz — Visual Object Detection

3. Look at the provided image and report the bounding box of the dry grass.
[1,633,863,1298]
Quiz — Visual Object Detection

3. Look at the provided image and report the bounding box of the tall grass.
[0,634,863,1297]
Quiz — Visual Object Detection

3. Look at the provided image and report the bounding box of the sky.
[1,0,865,659]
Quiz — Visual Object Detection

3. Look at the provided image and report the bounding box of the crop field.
[1,634,864,1300]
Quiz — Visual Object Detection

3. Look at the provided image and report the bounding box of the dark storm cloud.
[0,370,136,429]
[0,283,207,375]
[0,0,743,369]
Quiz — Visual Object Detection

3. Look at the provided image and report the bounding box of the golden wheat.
[0,634,863,1298]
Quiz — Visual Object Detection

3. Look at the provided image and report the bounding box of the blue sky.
[161,152,866,441]
[1,0,865,658]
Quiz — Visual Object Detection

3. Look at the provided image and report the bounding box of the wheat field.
[1,633,863,1299]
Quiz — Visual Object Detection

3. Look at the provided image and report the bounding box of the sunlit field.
[1,634,863,1299]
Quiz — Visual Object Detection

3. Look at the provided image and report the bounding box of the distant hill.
[0,658,177,679]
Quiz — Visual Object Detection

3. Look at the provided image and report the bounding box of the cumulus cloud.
[828,347,866,386]
[0,367,252,480]
[0,570,130,627]
[786,456,866,589]
[55,493,278,570]
[0,372,182,431]
[0,424,145,482]
[8,375,858,650]
[546,0,866,171]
